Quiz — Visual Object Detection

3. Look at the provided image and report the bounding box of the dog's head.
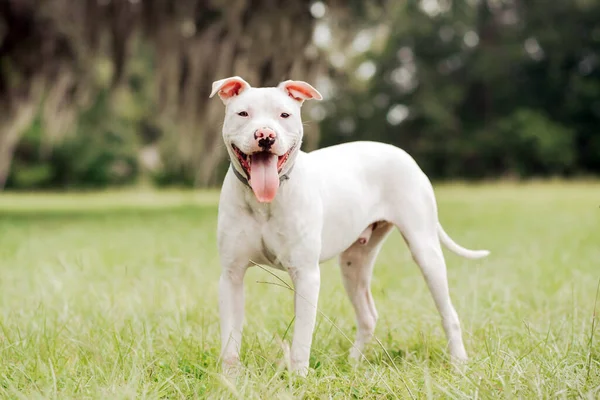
[209,76,322,203]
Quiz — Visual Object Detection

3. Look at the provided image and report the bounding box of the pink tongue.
[250,152,279,202]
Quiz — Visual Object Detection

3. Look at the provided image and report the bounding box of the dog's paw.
[348,346,366,365]
[221,356,242,379]
[290,360,310,378]
[449,353,468,374]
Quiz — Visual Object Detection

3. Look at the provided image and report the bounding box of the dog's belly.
[318,208,388,263]
[315,183,391,263]
[303,141,423,262]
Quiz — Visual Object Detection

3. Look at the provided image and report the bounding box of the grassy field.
[0,182,599,399]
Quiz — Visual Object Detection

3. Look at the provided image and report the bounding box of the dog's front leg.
[218,265,248,375]
[288,264,321,376]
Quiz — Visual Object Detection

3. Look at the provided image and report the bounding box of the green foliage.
[320,0,600,180]
[494,109,576,176]
[7,89,141,189]
[6,0,600,189]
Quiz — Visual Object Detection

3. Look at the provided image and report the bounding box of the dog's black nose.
[254,128,277,150]
[258,136,275,150]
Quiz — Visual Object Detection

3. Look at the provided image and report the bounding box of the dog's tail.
[437,223,490,259]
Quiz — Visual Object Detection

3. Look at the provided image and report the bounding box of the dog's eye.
[237,111,249,117]
[280,113,290,118]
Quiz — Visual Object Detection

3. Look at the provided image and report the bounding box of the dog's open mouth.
[231,144,293,179]
[231,143,295,203]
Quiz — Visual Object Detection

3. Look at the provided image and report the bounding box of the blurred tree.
[2,0,599,189]
[320,0,600,179]
[0,0,383,189]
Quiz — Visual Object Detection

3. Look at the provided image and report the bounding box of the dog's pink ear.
[209,76,251,103]
[278,80,323,104]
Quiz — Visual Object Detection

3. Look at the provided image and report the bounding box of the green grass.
[0,182,599,399]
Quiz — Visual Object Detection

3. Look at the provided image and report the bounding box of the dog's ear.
[209,76,251,104]
[278,80,323,104]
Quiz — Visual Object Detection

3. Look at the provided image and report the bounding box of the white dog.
[210,76,490,376]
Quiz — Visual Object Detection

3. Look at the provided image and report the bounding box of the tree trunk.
[0,95,39,189]
[143,0,321,187]
[0,0,371,189]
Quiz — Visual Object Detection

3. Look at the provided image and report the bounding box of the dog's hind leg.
[393,193,468,363]
[340,221,393,361]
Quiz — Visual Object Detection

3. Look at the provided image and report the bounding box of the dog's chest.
[243,203,294,270]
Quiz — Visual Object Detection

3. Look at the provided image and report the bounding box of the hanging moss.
[0,0,382,188]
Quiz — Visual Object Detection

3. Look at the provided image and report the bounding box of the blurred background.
[0,0,598,191]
